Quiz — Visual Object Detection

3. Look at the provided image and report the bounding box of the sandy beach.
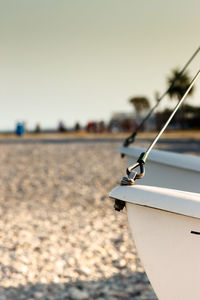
[0,136,199,299]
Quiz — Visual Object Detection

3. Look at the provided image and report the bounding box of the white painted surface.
[126,202,200,300]
[109,147,200,299]
[109,184,200,299]
[109,185,200,218]
[118,146,200,172]
[118,146,200,193]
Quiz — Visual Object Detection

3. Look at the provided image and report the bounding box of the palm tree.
[129,96,150,117]
[167,68,194,128]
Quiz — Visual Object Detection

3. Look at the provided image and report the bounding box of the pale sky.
[0,0,200,130]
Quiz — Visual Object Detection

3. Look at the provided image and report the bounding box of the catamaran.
[109,63,200,299]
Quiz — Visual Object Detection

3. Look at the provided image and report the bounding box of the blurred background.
[0,1,199,299]
[0,0,199,134]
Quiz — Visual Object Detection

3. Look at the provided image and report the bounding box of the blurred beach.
[0,133,199,299]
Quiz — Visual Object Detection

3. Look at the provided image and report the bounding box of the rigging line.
[116,70,200,211]
[142,70,200,163]
[123,69,200,185]
[122,46,200,149]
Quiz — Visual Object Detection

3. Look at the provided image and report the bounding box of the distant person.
[15,122,24,136]
[35,123,41,133]
[58,121,67,132]
[86,121,96,133]
[74,122,81,132]
[98,121,105,133]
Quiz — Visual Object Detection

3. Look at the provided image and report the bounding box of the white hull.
[119,146,200,193]
[110,147,200,299]
[127,202,200,300]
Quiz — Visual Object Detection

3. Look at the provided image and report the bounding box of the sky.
[0,0,200,130]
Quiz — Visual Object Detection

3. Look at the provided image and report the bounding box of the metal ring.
[126,161,145,180]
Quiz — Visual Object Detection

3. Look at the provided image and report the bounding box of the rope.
[115,62,200,212]
[122,46,200,152]
[122,70,200,186]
